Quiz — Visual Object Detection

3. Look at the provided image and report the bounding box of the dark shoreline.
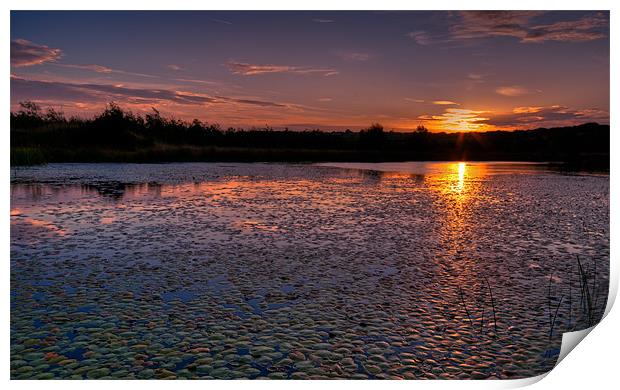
[11,146,609,173]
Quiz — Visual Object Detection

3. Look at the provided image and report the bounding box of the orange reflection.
[19,218,67,236]
[100,217,116,224]
[425,162,488,268]
[426,162,487,202]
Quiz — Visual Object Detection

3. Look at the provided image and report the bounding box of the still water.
[10,162,609,379]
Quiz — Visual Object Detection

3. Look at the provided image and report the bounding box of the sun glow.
[421,108,496,132]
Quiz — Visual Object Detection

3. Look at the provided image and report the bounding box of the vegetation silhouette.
[11,101,609,170]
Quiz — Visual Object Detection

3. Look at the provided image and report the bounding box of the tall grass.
[11,147,47,166]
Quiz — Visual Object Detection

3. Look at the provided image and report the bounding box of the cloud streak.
[418,104,608,131]
[210,18,232,25]
[336,51,371,62]
[226,61,338,76]
[11,76,289,109]
[451,11,608,43]
[11,39,63,67]
[410,12,608,47]
[487,105,608,128]
[56,64,114,73]
[522,14,608,43]
[496,85,531,97]
[407,31,434,45]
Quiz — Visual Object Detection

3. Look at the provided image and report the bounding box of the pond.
[10,162,609,379]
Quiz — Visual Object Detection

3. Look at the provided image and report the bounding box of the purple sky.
[10,11,610,131]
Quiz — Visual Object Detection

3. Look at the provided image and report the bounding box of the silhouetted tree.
[359,122,386,149]
[415,124,428,133]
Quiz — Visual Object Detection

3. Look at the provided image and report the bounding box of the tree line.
[10,101,609,168]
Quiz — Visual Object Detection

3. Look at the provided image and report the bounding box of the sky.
[10,11,610,132]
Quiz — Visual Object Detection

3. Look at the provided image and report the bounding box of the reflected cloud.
[11,216,67,238]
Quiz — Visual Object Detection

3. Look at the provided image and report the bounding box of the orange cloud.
[513,106,543,114]
[418,108,493,132]
[11,39,62,67]
[496,85,530,97]
[59,64,114,73]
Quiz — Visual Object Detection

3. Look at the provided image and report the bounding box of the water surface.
[10,162,609,379]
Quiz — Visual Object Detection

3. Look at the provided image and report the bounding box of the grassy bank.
[11,147,47,166]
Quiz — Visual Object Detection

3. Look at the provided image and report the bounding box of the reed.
[458,286,474,328]
[576,256,594,327]
[546,273,563,340]
[484,276,498,333]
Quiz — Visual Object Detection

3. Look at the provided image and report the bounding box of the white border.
[3,1,617,389]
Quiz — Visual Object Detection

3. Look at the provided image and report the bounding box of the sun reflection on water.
[457,162,466,192]
[425,161,486,202]
[424,162,488,273]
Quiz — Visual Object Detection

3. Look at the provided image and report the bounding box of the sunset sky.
[10,11,610,132]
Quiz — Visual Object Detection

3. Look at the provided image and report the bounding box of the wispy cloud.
[336,51,371,62]
[11,39,63,67]
[404,98,425,103]
[418,104,608,131]
[407,31,434,45]
[512,106,543,114]
[465,73,485,90]
[211,18,233,25]
[167,64,184,71]
[522,14,608,43]
[226,61,338,76]
[409,12,608,47]
[317,97,333,102]
[217,96,286,108]
[11,76,289,109]
[312,19,334,23]
[488,105,608,128]
[432,100,459,105]
[496,85,531,97]
[451,11,608,43]
[172,77,222,86]
[55,64,114,73]
[51,63,158,79]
